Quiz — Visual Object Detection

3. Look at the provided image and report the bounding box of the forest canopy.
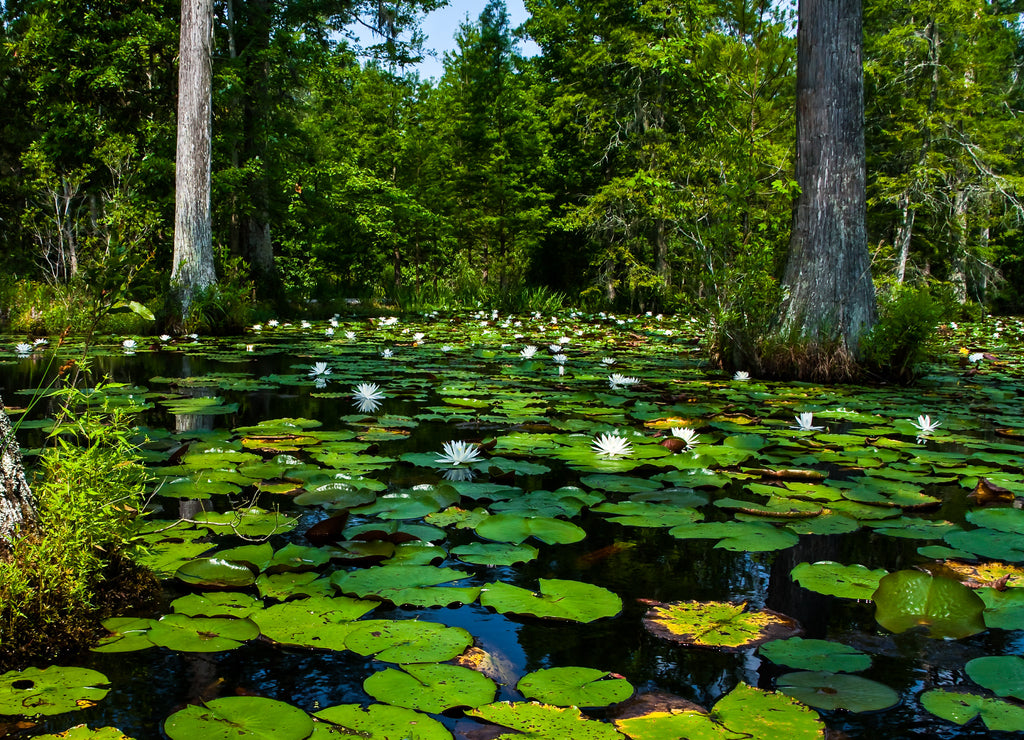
[1,0,1022,334]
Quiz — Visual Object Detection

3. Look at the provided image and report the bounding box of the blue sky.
[354,0,539,81]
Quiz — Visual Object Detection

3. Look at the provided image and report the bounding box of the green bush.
[859,286,942,381]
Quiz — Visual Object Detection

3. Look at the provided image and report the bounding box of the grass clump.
[0,390,157,667]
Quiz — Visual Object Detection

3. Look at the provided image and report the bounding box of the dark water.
[0,341,1020,739]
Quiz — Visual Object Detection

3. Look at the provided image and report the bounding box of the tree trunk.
[172,0,217,314]
[893,190,915,284]
[779,0,876,354]
[0,399,38,551]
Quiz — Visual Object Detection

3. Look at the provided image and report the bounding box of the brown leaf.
[968,477,1015,505]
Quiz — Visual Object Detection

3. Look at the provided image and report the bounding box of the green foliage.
[859,286,941,380]
[0,386,154,665]
[170,260,256,335]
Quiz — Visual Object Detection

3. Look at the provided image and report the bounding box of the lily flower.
[549,344,563,353]
[592,432,632,458]
[520,345,538,359]
[551,354,567,365]
[436,440,482,467]
[381,348,394,359]
[671,427,700,448]
[159,334,171,342]
[791,412,823,431]
[608,373,640,389]
[351,383,385,414]
[252,324,263,331]
[968,352,984,363]
[15,343,31,355]
[601,357,616,366]
[911,414,940,435]
[733,371,750,381]
[308,362,332,377]
[267,319,279,327]
[122,339,137,353]
[345,331,356,340]
[325,327,335,337]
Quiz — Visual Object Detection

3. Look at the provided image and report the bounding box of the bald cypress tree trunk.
[779,0,876,357]
[0,399,37,550]
[172,0,217,314]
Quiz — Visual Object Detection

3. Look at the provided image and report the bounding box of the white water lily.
[413,332,425,342]
[381,348,394,358]
[159,334,171,342]
[601,357,616,366]
[325,327,335,336]
[549,344,562,353]
[733,370,750,381]
[969,352,984,363]
[308,361,332,377]
[301,320,312,329]
[791,412,823,431]
[557,336,571,345]
[441,345,454,353]
[33,338,48,345]
[436,440,482,466]
[608,373,639,389]
[252,324,263,331]
[15,343,31,354]
[122,339,137,352]
[351,383,385,413]
[592,432,632,458]
[520,345,538,359]
[551,354,567,365]
[911,414,940,434]
[671,427,700,448]
[267,319,279,327]
[345,331,356,340]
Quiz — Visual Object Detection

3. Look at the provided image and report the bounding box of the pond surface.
[2,312,1024,738]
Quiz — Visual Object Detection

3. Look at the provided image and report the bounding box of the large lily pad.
[776,672,899,712]
[612,682,823,739]
[872,569,986,639]
[330,564,480,607]
[790,561,888,599]
[0,666,110,716]
[642,600,801,651]
[481,579,622,622]
[467,702,624,740]
[252,596,377,650]
[363,664,496,713]
[668,521,798,552]
[965,656,1024,700]
[313,704,452,740]
[345,619,473,663]
[451,542,539,566]
[175,558,257,589]
[517,667,633,708]
[30,727,133,740]
[146,614,260,652]
[164,697,313,740]
[474,514,586,545]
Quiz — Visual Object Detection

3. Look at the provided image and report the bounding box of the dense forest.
[1,0,1022,333]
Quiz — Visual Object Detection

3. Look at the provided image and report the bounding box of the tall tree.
[778,0,876,357]
[172,0,217,313]
[0,399,37,550]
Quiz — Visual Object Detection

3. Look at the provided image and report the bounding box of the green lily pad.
[920,690,1024,732]
[30,726,134,740]
[192,507,298,537]
[777,672,899,712]
[517,667,633,708]
[593,501,703,528]
[872,569,986,639]
[345,619,473,663]
[164,696,313,740]
[641,600,801,651]
[668,521,798,552]
[979,587,1024,630]
[481,579,622,622]
[475,514,586,545]
[146,614,260,652]
[363,664,496,713]
[171,592,261,619]
[759,637,872,673]
[790,561,888,599]
[468,702,624,740]
[613,682,823,739]
[175,558,257,589]
[0,666,110,716]
[251,596,378,650]
[451,542,539,566]
[944,527,1024,562]
[330,564,480,607]
[965,656,1024,700]
[313,704,452,740]
[256,571,334,601]
[91,617,155,653]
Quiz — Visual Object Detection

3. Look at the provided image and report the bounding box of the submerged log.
[0,398,38,550]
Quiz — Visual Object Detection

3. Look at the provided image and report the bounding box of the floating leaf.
[920,690,1024,733]
[872,570,986,639]
[146,614,259,652]
[171,592,261,619]
[30,726,134,740]
[345,619,473,663]
[669,521,798,552]
[313,704,452,740]
[164,697,313,740]
[481,579,622,622]
[92,617,155,653]
[790,561,887,600]
[759,637,871,673]
[468,701,624,740]
[642,600,801,651]
[0,666,110,716]
[330,564,479,607]
[776,672,899,712]
[475,514,586,545]
[251,596,377,650]
[517,667,633,708]
[363,664,496,713]
[979,587,1024,630]
[175,558,256,589]
[451,542,539,566]
[965,656,1024,700]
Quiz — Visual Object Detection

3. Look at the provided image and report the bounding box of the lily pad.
[920,690,1024,732]
[313,704,452,740]
[363,664,496,713]
[467,702,624,740]
[790,561,888,600]
[776,672,899,712]
[517,667,633,708]
[175,558,257,589]
[481,579,622,622]
[872,569,986,639]
[0,666,110,716]
[252,596,378,650]
[451,542,539,566]
[475,514,586,545]
[164,696,313,740]
[330,564,480,607]
[759,637,872,673]
[345,619,473,663]
[668,521,798,552]
[642,600,801,651]
[965,656,1024,700]
[146,614,260,652]
[30,727,134,740]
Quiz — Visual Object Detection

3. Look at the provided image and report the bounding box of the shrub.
[859,286,942,381]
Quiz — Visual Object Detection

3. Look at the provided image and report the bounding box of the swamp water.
[2,312,1024,738]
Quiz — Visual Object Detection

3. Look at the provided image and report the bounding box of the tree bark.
[172,0,217,314]
[0,399,38,551]
[779,0,876,354]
